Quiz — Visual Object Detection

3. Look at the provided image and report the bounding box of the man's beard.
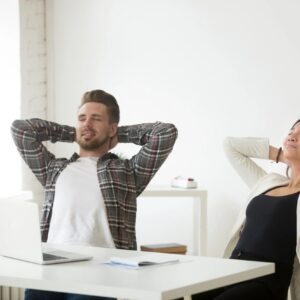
[78,135,110,151]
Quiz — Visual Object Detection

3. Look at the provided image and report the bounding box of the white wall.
[19,0,47,203]
[0,0,21,196]
[47,0,300,256]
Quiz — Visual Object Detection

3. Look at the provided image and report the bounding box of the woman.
[192,119,300,300]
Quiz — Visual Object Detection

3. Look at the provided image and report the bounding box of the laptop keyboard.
[43,253,67,261]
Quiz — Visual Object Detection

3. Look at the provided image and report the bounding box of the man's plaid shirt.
[11,119,177,250]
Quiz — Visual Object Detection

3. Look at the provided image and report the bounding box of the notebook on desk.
[0,197,92,265]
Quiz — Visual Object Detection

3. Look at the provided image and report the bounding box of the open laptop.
[0,193,92,264]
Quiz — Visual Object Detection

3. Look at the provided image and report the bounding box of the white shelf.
[139,185,207,255]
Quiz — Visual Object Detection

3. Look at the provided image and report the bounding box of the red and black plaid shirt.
[11,119,177,250]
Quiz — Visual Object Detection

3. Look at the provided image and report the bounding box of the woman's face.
[283,121,300,163]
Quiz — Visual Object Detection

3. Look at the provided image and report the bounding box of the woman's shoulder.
[253,172,289,191]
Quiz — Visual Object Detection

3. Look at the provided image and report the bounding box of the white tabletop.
[0,244,274,300]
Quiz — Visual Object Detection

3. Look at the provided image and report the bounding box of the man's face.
[76,102,117,152]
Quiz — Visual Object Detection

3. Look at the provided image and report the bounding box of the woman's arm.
[223,137,270,189]
[269,145,280,162]
[269,145,289,164]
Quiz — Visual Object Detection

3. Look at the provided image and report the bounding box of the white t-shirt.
[47,157,115,248]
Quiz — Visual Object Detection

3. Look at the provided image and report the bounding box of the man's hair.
[80,89,120,123]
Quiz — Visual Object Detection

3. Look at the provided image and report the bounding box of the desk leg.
[193,192,207,255]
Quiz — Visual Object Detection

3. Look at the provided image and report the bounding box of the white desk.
[0,245,274,300]
[140,186,207,255]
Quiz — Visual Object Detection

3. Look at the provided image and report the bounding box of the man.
[11,89,178,300]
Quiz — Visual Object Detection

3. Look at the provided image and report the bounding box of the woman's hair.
[79,90,120,123]
[291,119,300,129]
[286,119,300,178]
